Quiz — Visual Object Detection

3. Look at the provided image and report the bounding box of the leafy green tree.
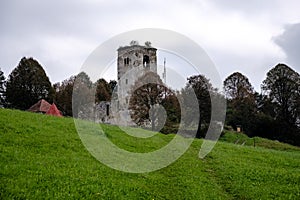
[6,57,53,110]
[72,72,94,119]
[95,78,111,102]
[0,68,6,107]
[255,92,276,118]
[129,71,174,131]
[159,91,181,134]
[53,76,75,116]
[162,92,180,123]
[262,63,300,127]
[224,72,254,100]
[261,63,300,145]
[227,95,256,135]
[223,72,256,135]
[182,74,214,138]
[247,92,277,138]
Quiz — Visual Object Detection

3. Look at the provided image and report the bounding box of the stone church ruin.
[95,41,158,125]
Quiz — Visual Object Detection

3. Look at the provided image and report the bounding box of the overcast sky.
[1,0,300,91]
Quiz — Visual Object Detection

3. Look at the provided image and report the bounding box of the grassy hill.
[220,129,300,151]
[0,109,299,199]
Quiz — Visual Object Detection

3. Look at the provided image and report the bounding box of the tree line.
[0,57,116,116]
[224,67,300,146]
[0,57,299,146]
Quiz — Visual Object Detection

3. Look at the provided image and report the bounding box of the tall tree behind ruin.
[223,72,256,135]
[5,57,53,110]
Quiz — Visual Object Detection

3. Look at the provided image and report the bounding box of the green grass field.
[0,109,299,199]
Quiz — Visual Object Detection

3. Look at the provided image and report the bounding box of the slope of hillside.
[0,109,299,199]
[220,130,300,151]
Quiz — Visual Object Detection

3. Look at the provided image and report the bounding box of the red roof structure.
[46,103,62,117]
[28,99,51,113]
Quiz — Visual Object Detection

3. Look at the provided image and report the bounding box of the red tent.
[46,103,63,117]
[28,99,51,113]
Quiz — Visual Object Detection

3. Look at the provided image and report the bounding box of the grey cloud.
[0,0,146,81]
[1,1,104,37]
[0,0,299,88]
[274,23,300,71]
[0,0,156,33]
[210,0,280,14]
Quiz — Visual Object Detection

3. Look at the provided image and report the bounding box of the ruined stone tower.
[110,42,157,125]
[116,42,157,108]
[117,42,157,80]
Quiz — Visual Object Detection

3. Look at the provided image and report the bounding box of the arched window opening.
[124,57,130,65]
[143,55,150,67]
